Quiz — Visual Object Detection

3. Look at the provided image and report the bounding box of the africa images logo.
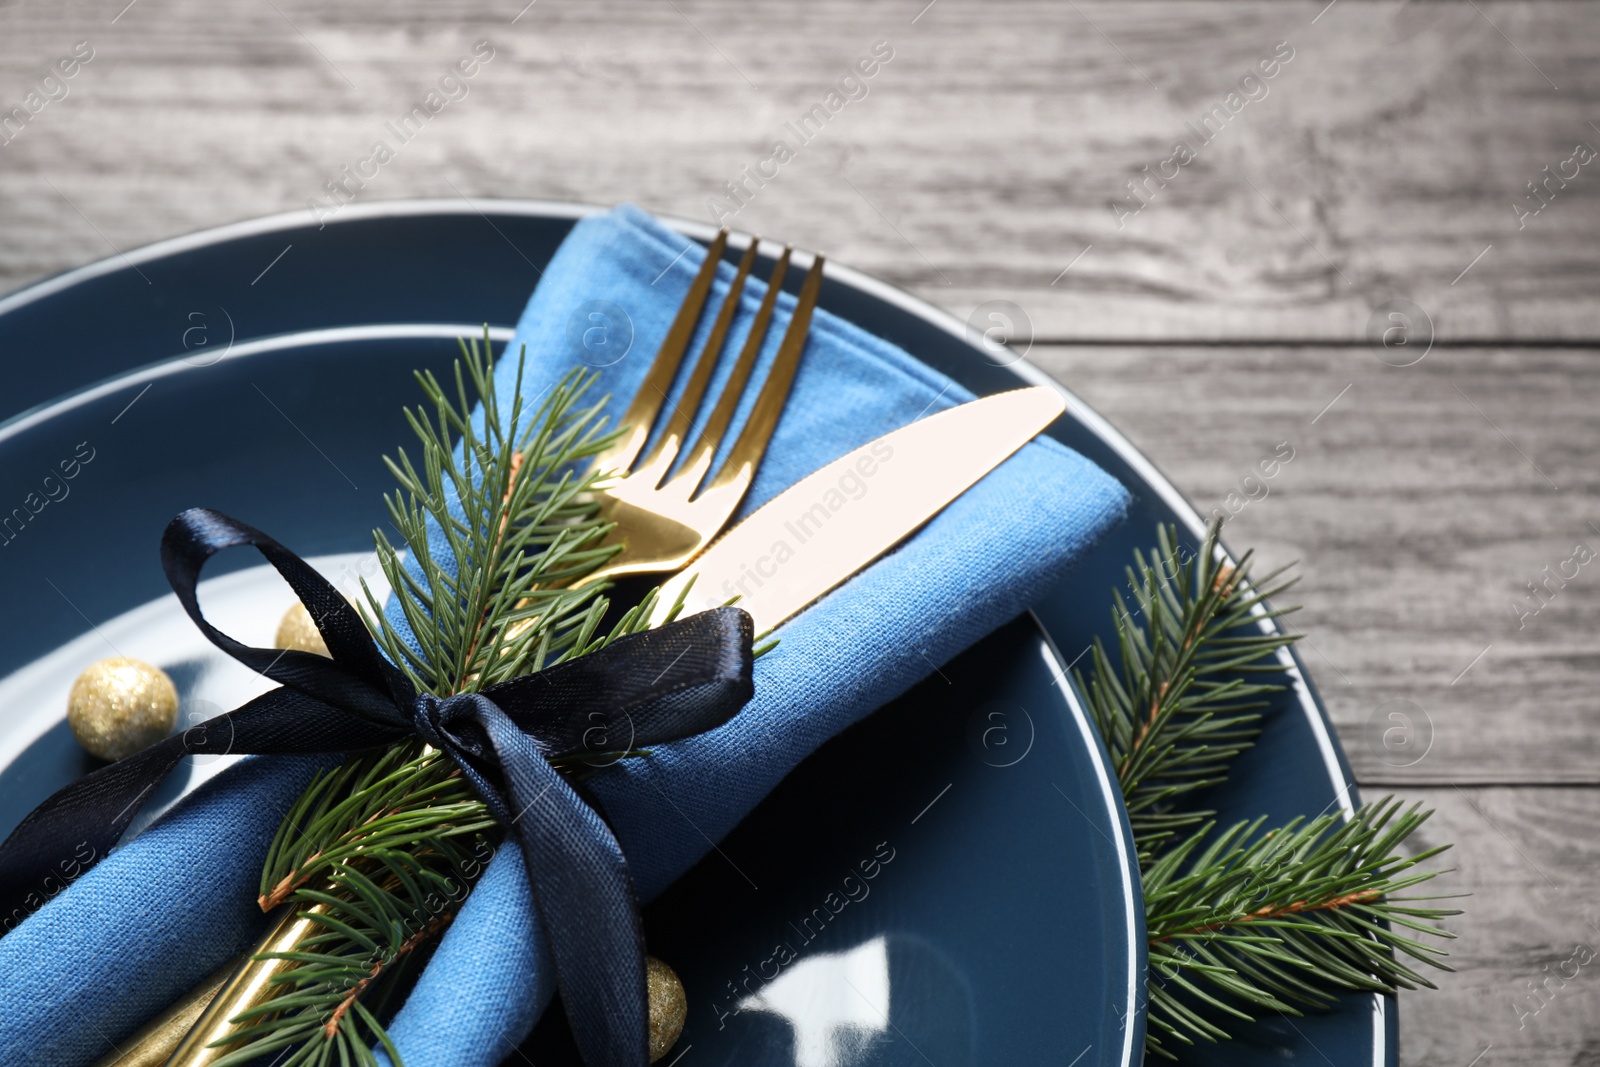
[0,40,95,148]
[307,41,496,228]
[1109,40,1295,228]
[719,438,894,603]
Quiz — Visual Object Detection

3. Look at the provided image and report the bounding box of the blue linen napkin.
[0,204,1129,1067]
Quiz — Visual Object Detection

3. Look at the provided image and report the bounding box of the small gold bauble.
[645,956,688,1063]
[67,657,178,761]
[275,602,331,657]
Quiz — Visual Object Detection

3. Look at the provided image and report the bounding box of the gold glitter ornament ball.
[67,657,179,761]
[646,956,688,1063]
[275,602,331,657]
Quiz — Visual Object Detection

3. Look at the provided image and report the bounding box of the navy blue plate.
[0,201,1386,1064]
[0,339,1141,1062]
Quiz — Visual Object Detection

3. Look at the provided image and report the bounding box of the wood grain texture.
[1032,342,1600,786]
[0,0,1596,341]
[1386,786,1600,1067]
[1023,339,1600,1067]
[1,2,1596,1065]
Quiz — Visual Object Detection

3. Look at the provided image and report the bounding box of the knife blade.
[648,385,1068,633]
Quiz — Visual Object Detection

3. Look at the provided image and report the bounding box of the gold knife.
[650,384,1067,632]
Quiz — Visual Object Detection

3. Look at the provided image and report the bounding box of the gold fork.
[101,231,826,1067]
[574,228,824,585]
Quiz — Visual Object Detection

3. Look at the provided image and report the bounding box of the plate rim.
[0,196,1380,1064]
[1031,609,1146,1067]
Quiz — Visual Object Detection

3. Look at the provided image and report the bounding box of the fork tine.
[667,245,793,496]
[593,227,729,476]
[695,252,824,499]
[630,237,761,485]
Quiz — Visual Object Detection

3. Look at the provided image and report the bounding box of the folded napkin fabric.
[0,204,1129,1067]
[376,205,1131,1064]
[0,756,337,1066]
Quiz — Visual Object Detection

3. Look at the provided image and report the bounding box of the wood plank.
[0,1,1595,342]
[1374,786,1600,1067]
[1030,342,1600,785]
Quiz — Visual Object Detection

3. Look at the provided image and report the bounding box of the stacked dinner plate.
[0,202,1386,1066]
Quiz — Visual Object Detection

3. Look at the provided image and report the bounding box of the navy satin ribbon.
[0,507,754,1067]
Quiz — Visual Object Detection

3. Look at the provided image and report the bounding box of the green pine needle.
[221,343,1458,1067]
[1076,522,1299,865]
[222,331,660,1067]
[1081,521,1459,1059]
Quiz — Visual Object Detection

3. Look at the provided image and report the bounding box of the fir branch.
[223,346,1462,1067]
[224,332,662,1067]
[1079,522,1459,1059]
[359,329,636,695]
[1076,521,1298,864]
[1143,799,1458,1057]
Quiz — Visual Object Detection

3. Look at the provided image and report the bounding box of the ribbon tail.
[0,687,405,928]
[0,733,189,923]
[474,706,649,1067]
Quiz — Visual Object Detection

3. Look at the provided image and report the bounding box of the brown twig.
[258,762,463,911]
[1152,889,1381,943]
[1117,560,1244,780]
[322,914,455,1039]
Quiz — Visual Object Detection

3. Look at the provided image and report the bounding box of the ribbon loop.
[0,508,755,1067]
[161,507,416,724]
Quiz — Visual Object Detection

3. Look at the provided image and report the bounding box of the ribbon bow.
[0,508,755,1066]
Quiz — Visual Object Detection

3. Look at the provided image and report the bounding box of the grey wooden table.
[3,1,1596,1063]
